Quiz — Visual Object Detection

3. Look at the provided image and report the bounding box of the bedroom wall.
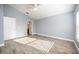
[0,5,4,44]
[32,20,36,34]
[4,5,27,37]
[34,12,75,40]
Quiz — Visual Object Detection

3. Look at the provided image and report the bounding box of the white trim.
[4,35,26,40]
[8,35,26,40]
[33,33,74,42]
[0,43,4,47]
[73,41,79,53]
[32,33,37,35]
[33,33,79,52]
[14,35,26,38]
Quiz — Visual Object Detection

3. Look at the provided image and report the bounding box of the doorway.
[27,20,32,36]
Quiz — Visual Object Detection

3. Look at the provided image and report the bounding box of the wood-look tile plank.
[0,35,78,54]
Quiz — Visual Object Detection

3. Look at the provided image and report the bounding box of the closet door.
[4,17,16,40]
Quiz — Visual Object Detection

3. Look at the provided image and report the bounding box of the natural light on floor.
[14,37,54,53]
[14,37,36,44]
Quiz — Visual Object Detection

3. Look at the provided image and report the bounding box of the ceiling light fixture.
[33,7,38,11]
[33,4,38,11]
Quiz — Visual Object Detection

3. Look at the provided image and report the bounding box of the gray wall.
[0,5,4,44]
[34,12,75,40]
[33,20,36,34]
[4,5,27,37]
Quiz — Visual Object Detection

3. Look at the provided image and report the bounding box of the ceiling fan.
[25,4,41,15]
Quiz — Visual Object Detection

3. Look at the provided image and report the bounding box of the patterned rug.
[14,37,54,52]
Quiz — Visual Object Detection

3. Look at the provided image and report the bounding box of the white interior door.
[4,17,16,40]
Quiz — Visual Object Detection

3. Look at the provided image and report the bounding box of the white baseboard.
[33,33,79,52]
[5,35,26,40]
[0,43,4,47]
[34,33,79,52]
[34,33,74,42]
[32,33,37,35]
[9,35,26,40]
[15,35,26,38]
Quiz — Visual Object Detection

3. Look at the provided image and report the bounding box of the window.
[76,11,79,42]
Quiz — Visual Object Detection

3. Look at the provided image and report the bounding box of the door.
[4,17,16,40]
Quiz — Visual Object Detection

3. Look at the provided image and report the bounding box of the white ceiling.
[9,4,76,20]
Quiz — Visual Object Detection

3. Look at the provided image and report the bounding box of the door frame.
[25,19,33,36]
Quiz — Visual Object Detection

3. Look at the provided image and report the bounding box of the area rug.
[27,39,54,52]
[14,37,36,44]
[14,37,54,52]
